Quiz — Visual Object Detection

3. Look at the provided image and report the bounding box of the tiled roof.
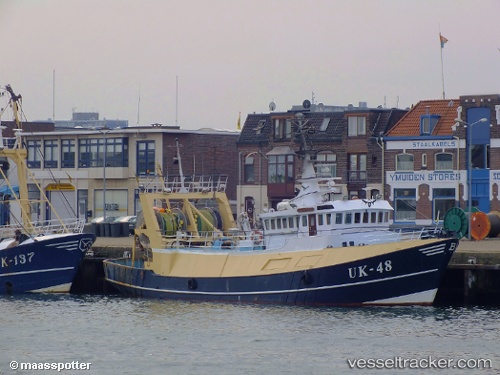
[385,99,459,137]
[237,108,408,145]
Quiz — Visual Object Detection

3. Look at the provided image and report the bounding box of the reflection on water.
[1,295,499,374]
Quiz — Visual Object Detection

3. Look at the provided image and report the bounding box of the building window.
[422,153,427,168]
[273,118,292,140]
[433,188,455,222]
[350,190,365,199]
[347,116,366,136]
[27,140,41,169]
[315,151,337,177]
[79,137,128,168]
[244,156,255,183]
[255,120,266,134]
[137,140,155,176]
[268,154,294,183]
[396,153,414,171]
[78,139,97,167]
[435,153,453,171]
[61,139,75,168]
[348,154,366,181]
[394,188,416,222]
[105,137,128,167]
[421,117,431,134]
[420,115,440,135]
[28,183,41,221]
[471,144,490,169]
[43,139,58,168]
[320,118,331,132]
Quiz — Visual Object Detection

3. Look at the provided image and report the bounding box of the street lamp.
[454,117,488,240]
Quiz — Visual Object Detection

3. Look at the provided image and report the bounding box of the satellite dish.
[269,101,276,111]
[302,99,311,109]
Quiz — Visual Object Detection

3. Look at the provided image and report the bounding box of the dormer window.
[273,118,292,140]
[420,114,441,135]
[348,116,366,136]
[255,120,266,134]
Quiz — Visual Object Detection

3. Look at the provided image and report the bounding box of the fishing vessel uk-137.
[104,116,458,306]
[0,85,95,294]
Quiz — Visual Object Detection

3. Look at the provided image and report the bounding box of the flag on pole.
[237,112,241,130]
[440,33,448,48]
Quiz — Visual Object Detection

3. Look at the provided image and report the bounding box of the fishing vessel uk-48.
[104,115,458,306]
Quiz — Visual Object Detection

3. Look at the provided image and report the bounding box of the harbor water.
[1,295,499,374]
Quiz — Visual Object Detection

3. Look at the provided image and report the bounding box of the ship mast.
[175,138,188,193]
[294,112,316,180]
[3,85,32,231]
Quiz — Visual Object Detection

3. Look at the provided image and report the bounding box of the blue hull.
[104,238,458,306]
[0,233,95,294]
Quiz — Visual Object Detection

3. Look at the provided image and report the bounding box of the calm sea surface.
[1,295,499,374]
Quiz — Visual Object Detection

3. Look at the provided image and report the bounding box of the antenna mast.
[137,84,141,125]
[175,75,178,126]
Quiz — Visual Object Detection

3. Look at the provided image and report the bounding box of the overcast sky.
[1,0,499,130]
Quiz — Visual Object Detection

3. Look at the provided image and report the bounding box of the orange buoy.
[469,211,490,240]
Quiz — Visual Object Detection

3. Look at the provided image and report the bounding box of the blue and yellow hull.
[104,237,458,306]
[0,233,95,294]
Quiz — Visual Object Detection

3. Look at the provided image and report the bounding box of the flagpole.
[440,33,446,99]
[440,44,445,99]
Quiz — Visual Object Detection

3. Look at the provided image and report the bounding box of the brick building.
[1,124,240,224]
[383,95,500,225]
[236,102,406,226]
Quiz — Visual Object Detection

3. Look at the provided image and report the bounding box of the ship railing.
[160,228,249,249]
[0,136,20,150]
[138,174,229,194]
[346,226,441,244]
[0,218,86,239]
[270,225,442,244]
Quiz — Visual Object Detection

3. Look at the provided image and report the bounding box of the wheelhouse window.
[435,153,453,171]
[347,116,366,136]
[345,213,352,224]
[268,154,294,183]
[43,139,58,168]
[27,140,41,169]
[396,153,414,171]
[61,139,75,168]
[315,151,337,177]
[335,213,342,224]
[137,140,155,176]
